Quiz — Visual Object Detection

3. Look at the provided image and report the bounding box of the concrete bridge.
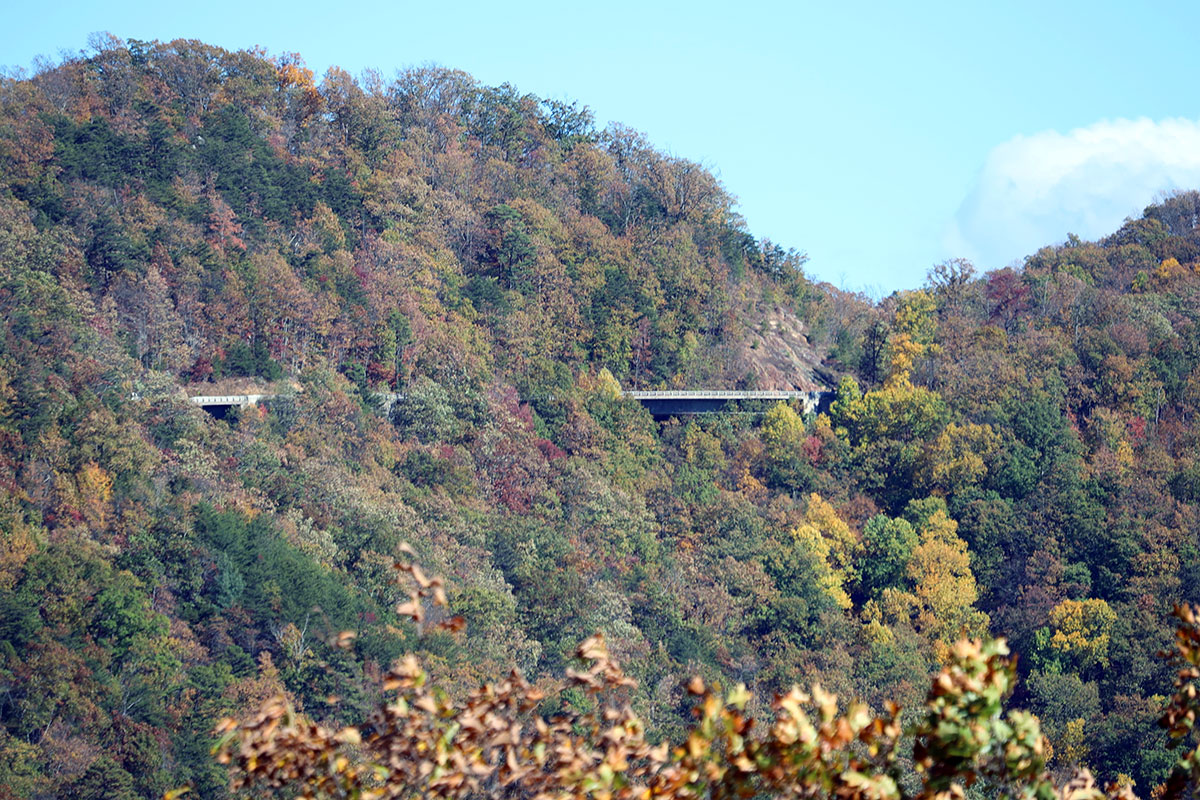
[186,394,274,409]
[623,389,830,417]
[187,391,406,423]
[185,389,833,419]
[185,393,278,419]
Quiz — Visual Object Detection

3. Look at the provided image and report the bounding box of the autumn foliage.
[8,33,1200,799]
[210,564,1200,800]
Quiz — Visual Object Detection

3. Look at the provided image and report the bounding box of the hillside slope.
[0,37,839,797]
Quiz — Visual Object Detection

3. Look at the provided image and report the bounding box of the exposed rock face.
[729,306,833,392]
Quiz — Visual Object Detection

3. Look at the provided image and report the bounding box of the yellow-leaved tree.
[881,499,989,652]
[887,289,941,385]
[917,421,1000,496]
[790,494,858,610]
[1048,598,1118,672]
[761,401,806,462]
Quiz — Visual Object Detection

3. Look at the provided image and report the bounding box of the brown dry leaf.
[397,593,424,623]
[334,727,361,745]
[578,633,608,660]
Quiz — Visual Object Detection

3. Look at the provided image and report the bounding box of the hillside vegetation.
[1,36,1200,798]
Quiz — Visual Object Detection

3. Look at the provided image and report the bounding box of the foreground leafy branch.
[212,566,1200,800]
[1162,604,1200,799]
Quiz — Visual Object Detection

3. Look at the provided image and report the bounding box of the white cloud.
[945,117,1200,268]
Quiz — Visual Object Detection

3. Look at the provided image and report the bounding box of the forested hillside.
[1,36,1200,799]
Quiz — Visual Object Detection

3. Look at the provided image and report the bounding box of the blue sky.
[5,0,1200,292]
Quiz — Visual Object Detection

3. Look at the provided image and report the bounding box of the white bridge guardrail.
[187,394,271,406]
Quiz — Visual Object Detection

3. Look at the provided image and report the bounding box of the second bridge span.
[623,389,829,417]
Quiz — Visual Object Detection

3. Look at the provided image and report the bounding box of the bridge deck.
[622,390,820,400]
[187,394,272,407]
[183,389,831,415]
[624,389,831,417]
